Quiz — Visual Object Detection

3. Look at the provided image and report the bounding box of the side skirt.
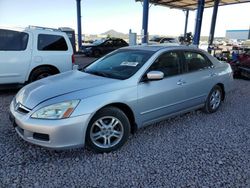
[141,104,204,127]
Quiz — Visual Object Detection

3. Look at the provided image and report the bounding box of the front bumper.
[10,100,92,149]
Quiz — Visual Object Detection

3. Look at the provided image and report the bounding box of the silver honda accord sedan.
[9,45,233,152]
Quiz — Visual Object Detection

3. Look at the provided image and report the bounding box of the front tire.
[203,85,223,113]
[86,107,130,153]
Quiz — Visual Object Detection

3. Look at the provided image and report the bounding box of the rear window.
[184,51,213,72]
[38,34,68,51]
[0,29,29,51]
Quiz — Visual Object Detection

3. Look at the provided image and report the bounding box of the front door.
[137,51,187,124]
[181,51,216,108]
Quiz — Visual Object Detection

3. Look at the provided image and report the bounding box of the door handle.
[177,80,186,86]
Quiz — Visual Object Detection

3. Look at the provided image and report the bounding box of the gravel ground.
[0,79,249,187]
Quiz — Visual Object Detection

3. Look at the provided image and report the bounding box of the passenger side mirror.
[146,71,164,81]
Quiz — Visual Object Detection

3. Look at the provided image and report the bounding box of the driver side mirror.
[146,71,164,81]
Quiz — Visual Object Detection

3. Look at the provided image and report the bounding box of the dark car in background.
[82,38,128,57]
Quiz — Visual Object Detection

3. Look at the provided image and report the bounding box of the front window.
[103,40,113,47]
[114,39,127,47]
[84,49,154,80]
[149,51,181,77]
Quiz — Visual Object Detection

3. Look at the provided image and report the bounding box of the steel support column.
[184,10,189,37]
[142,0,149,44]
[249,28,250,39]
[208,0,220,53]
[248,26,250,39]
[76,0,82,51]
[193,0,205,46]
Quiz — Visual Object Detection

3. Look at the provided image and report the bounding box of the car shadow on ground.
[0,88,20,95]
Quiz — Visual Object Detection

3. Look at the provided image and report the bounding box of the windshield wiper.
[84,70,111,78]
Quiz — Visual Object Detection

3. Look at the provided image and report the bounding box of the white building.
[226,29,250,40]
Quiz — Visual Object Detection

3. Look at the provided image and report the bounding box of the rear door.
[137,51,187,123]
[32,33,72,73]
[0,29,32,84]
[180,50,216,108]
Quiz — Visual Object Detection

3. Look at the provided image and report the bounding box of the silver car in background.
[9,45,233,153]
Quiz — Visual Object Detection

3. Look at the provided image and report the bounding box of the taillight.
[71,54,75,64]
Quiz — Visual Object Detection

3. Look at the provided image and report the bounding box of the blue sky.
[0,0,250,37]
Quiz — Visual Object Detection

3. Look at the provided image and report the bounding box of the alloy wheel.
[90,116,124,149]
[37,72,51,80]
[209,89,221,110]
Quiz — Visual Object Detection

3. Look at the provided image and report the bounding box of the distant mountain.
[101,29,127,38]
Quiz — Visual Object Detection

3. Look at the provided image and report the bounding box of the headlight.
[31,100,80,119]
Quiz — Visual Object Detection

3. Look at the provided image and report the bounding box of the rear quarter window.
[38,34,68,51]
[0,29,29,51]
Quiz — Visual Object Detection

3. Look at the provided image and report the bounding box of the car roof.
[0,27,25,32]
[0,26,66,36]
[122,45,166,52]
[122,45,200,52]
[25,27,65,35]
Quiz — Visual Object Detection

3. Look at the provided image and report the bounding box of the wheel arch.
[27,65,60,82]
[92,102,138,134]
[215,83,225,101]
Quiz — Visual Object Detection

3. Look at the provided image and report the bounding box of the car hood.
[16,70,119,109]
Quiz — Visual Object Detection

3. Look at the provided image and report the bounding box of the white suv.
[0,26,76,85]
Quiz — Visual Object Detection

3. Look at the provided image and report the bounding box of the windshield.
[92,39,105,45]
[84,49,154,80]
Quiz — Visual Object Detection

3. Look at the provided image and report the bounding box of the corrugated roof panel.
[135,0,250,10]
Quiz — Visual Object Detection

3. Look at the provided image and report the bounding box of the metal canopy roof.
[136,0,250,10]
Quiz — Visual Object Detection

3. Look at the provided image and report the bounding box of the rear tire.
[86,107,130,153]
[203,85,223,113]
[29,67,56,83]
